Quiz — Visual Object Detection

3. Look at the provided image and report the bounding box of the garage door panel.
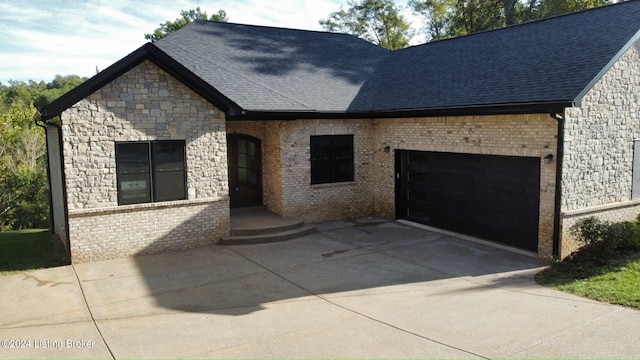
[397,150,540,251]
[405,200,431,223]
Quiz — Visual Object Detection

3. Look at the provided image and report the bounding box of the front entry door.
[227,134,263,208]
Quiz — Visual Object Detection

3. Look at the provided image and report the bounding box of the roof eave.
[229,101,574,121]
[39,43,242,121]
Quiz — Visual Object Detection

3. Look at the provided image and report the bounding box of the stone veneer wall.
[61,60,229,262]
[371,114,558,257]
[560,40,640,257]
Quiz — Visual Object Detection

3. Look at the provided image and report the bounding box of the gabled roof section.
[154,21,390,113]
[40,43,241,121]
[351,0,640,113]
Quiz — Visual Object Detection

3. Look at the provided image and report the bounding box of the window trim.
[310,135,355,185]
[115,140,187,205]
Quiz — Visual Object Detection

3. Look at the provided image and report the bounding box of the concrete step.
[231,218,306,236]
[221,224,316,245]
[230,205,267,215]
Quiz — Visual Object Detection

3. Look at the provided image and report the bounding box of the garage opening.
[395,150,540,252]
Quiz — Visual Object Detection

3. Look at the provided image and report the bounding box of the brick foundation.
[68,199,229,263]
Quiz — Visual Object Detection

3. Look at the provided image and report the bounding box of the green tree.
[320,0,413,50]
[145,7,229,42]
[409,0,454,40]
[37,75,86,108]
[409,0,505,40]
[0,75,85,231]
[1,75,85,109]
[449,0,504,36]
[521,0,613,21]
[410,0,616,41]
[0,101,47,230]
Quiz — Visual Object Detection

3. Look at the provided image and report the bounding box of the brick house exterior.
[47,61,229,262]
[40,2,640,262]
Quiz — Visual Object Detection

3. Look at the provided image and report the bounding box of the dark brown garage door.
[395,151,540,252]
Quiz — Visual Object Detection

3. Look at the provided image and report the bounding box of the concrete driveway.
[1,220,639,359]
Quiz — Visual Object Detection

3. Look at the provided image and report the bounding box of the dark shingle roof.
[155,22,389,112]
[354,0,640,112]
[41,0,640,119]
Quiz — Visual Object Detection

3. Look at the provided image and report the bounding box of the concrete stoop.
[221,207,315,245]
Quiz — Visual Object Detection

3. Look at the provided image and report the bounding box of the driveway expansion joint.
[227,246,489,359]
[71,264,115,360]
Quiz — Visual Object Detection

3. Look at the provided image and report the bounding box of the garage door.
[395,151,540,251]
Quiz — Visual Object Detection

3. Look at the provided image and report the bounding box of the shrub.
[569,216,640,264]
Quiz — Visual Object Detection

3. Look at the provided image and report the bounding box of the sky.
[0,0,425,84]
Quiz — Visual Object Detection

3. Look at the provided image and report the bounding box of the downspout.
[34,112,55,235]
[550,110,565,258]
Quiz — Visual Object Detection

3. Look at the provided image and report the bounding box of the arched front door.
[227,134,263,208]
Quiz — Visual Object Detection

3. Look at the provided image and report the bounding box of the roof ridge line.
[193,19,367,42]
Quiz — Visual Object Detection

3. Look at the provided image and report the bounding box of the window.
[310,135,354,184]
[116,140,186,205]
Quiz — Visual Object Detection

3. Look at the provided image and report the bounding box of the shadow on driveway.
[116,220,548,316]
[19,220,640,359]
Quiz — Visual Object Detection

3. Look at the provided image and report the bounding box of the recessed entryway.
[227,134,263,208]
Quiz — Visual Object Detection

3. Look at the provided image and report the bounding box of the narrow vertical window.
[152,140,186,202]
[310,135,354,185]
[116,142,151,205]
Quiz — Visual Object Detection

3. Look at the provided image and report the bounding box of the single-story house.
[40,1,640,263]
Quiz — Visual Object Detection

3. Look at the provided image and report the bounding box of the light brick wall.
[229,119,375,222]
[60,60,230,262]
[230,115,557,257]
[278,119,375,222]
[68,199,228,262]
[560,40,640,256]
[371,114,558,257]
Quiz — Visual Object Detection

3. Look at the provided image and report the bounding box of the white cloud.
[0,0,422,84]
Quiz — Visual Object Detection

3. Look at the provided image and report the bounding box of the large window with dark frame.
[115,140,187,205]
[310,135,354,185]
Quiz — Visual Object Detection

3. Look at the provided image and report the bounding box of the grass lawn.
[0,229,68,275]
[536,251,640,310]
